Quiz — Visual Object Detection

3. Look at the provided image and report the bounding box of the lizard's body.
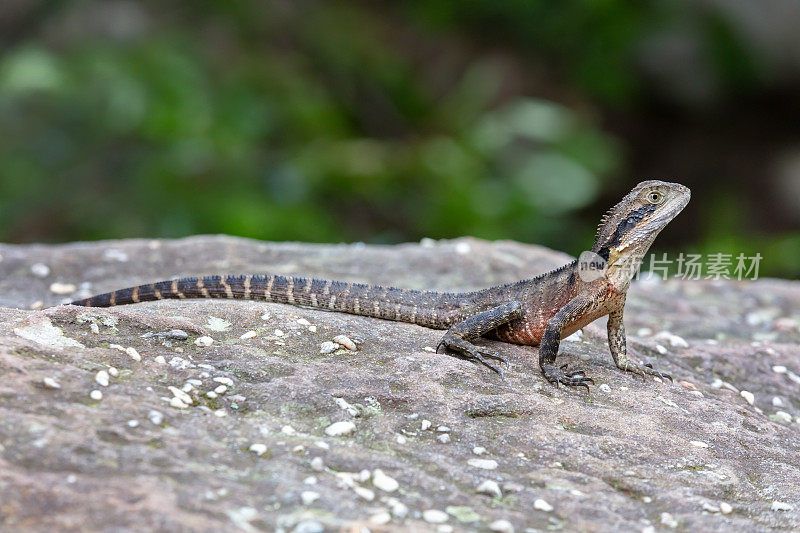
[71,180,690,389]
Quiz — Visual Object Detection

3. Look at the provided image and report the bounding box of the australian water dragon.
[71,180,691,390]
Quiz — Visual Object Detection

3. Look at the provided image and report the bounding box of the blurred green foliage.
[0,1,798,277]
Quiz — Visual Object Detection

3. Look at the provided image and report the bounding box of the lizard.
[69,180,690,390]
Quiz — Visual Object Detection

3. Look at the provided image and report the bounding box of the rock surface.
[0,235,799,532]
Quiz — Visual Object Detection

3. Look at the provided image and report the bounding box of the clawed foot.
[436,336,509,378]
[620,362,672,383]
[541,363,594,392]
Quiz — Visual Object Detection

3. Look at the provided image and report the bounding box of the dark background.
[1,1,798,277]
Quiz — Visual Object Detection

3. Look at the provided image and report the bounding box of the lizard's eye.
[647,191,664,204]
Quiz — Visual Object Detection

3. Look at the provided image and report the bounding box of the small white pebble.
[168,386,193,405]
[369,511,391,525]
[169,397,188,409]
[310,457,324,471]
[30,263,51,278]
[353,486,375,501]
[740,390,755,405]
[282,425,296,435]
[422,509,449,524]
[303,476,317,485]
[325,421,356,436]
[396,434,407,445]
[127,420,139,428]
[206,391,218,399]
[49,282,76,294]
[297,318,311,326]
[43,377,61,389]
[637,328,653,337]
[148,410,164,425]
[274,329,284,337]
[95,370,110,387]
[772,397,784,407]
[599,384,611,393]
[421,419,432,431]
[314,441,329,450]
[702,503,720,513]
[534,498,553,512]
[90,323,100,334]
[300,491,319,505]
[468,458,498,470]
[772,365,787,374]
[454,241,471,254]
[773,411,793,423]
[771,501,793,511]
[213,377,233,386]
[240,330,257,340]
[194,336,214,347]
[423,346,436,353]
[719,502,733,514]
[332,335,357,351]
[436,425,450,432]
[372,469,399,492]
[655,345,668,355]
[642,527,655,533]
[489,519,514,533]
[660,512,677,528]
[107,367,118,377]
[390,500,409,518]
[690,441,709,448]
[476,479,502,498]
[319,341,338,354]
[437,434,451,444]
[214,409,227,417]
[308,325,317,333]
[249,443,268,456]
[89,390,103,401]
[473,446,487,455]
[214,385,228,394]
[154,355,166,364]
[125,347,141,361]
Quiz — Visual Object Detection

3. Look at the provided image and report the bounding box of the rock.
[468,458,498,470]
[489,519,514,533]
[476,479,502,498]
[372,469,399,492]
[89,390,103,401]
[194,336,214,347]
[533,499,553,512]
[42,377,61,389]
[771,501,793,512]
[324,421,355,437]
[300,491,319,505]
[740,390,755,406]
[0,236,799,532]
[422,509,448,524]
[249,443,268,456]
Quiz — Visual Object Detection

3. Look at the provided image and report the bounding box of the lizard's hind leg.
[436,302,522,377]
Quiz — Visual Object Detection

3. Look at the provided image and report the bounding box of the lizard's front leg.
[539,296,596,391]
[437,301,522,377]
[607,309,672,383]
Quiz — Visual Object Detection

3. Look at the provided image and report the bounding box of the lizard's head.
[592,180,690,278]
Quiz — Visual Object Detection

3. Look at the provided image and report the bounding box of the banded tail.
[69,274,467,329]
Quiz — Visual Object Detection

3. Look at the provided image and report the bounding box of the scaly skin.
[70,180,690,390]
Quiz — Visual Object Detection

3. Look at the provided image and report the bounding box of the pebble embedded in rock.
[310,457,324,471]
[282,425,296,435]
[771,501,793,511]
[660,512,677,528]
[125,347,141,361]
[89,390,103,401]
[421,419,432,431]
[740,390,755,405]
[690,441,708,448]
[534,499,553,512]
[599,384,611,393]
[168,386,193,405]
[168,330,189,340]
[437,434,451,444]
[772,365,787,374]
[468,458,498,470]
[422,509,448,524]
[476,480,502,498]
[772,411,793,423]
[300,491,319,505]
[325,421,356,436]
[489,519,514,533]
[372,469,399,492]
[353,486,375,501]
[472,446,487,455]
[169,397,188,409]
[719,502,733,514]
[43,377,61,389]
[49,282,76,295]
[108,367,118,377]
[369,511,391,525]
[292,520,324,533]
[30,263,51,278]
[94,370,109,387]
[297,318,311,326]
[194,336,214,347]
[332,335,358,351]
[148,410,164,425]
[154,355,166,364]
[248,443,267,456]
[214,385,228,394]
[206,391,218,399]
[436,425,450,432]
[319,341,338,354]
[274,329,284,337]
[240,330,257,340]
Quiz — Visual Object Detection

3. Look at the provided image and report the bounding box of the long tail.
[69,274,466,329]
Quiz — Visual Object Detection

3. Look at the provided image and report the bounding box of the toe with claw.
[541,363,595,392]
